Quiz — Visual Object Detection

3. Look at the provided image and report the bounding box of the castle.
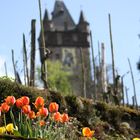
[38,0,92,97]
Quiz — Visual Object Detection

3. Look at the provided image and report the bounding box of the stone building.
[38,0,92,97]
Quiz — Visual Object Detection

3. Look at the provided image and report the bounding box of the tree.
[36,60,72,95]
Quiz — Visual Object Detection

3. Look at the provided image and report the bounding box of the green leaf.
[92,137,97,140]
[13,129,21,136]
[26,119,33,137]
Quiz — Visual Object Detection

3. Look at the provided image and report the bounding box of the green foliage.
[36,61,72,95]
[0,76,41,102]
[47,60,72,95]
[42,119,80,140]
[0,78,140,139]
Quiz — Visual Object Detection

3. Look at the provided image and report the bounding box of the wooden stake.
[11,50,22,84]
[90,31,96,99]
[30,19,36,87]
[97,41,103,98]
[101,43,107,93]
[23,34,29,86]
[108,14,116,91]
[11,50,16,80]
[125,86,129,106]
[128,58,138,109]
[121,77,125,106]
[23,45,26,86]
[97,41,102,98]
[98,41,101,67]
[38,0,48,88]
[132,96,135,108]
[4,62,8,77]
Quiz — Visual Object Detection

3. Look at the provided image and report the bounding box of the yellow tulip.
[133,138,140,140]
[6,123,14,133]
[0,127,6,134]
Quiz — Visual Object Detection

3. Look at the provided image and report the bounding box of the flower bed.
[0,79,140,139]
[0,95,96,140]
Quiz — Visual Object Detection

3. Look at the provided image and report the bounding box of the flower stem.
[10,108,16,128]
[26,117,32,138]
[19,110,23,135]
[3,113,7,134]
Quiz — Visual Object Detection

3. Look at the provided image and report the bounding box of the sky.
[0,0,140,104]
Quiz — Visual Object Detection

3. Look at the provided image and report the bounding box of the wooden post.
[30,19,36,87]
[23,34,29,86]
[121,77,125,106]
[90,31,96,99]
[80,47,86,98]
[132,96,135,108]
[4,62,8,77]
[11,50,16,80]
[101,43,107,93]
[12,50,22,84]
[23,44,26,86]
[38,0,48,88]
[98,41,101,67]
[128,58,138,109]
[97,41,101,98]
[125,86,129,106]
[121,71,129,106]
[108,14,116,91]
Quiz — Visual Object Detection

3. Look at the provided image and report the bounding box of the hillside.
[0,77,140,140]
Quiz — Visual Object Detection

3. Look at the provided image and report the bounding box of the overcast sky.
[0,0,140,104]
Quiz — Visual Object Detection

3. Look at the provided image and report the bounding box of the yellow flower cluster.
[0,123,18,134]
[0,127,6,134]
[133,138,140,140]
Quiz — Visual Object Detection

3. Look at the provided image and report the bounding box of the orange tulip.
[34,97,44,109]
[28,111,36,119]
[5,96,16,106]
[1,103,10,113]
[16,98,23,108]
[53,112,62,122]
[39,120,46,126]
[82,127,94,137]
[36,112,40,117]
[61,113,69,123]
[22,105,31,114]
[39,107,48,117]
[49,102,59,113]
[21,96,30,106]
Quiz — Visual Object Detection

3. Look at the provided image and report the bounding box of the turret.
[43,9,53,31]
[77,11,89,33]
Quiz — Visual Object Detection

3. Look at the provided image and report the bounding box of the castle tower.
[38,0,92,97]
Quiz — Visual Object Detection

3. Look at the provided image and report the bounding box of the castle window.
[63,50,74,67]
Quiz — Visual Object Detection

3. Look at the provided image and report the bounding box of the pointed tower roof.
[43,9,49,21]
[52,0,75,31]
[79,11,85,23]
[43,9,54,31]
[78,10,89,24]
[77,10,89,33]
